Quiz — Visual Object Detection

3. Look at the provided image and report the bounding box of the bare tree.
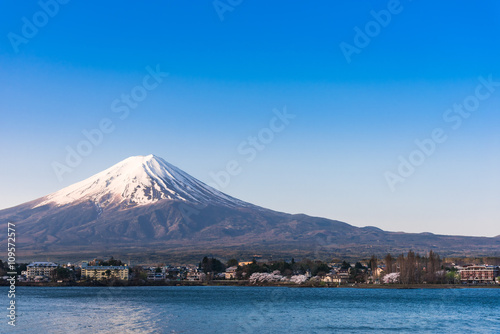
[384,254,393,274]
[370,255,378,280]
[397,254,406,284]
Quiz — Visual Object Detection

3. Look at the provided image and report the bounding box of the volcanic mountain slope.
[0,154,499,261]
[35,154,251,209]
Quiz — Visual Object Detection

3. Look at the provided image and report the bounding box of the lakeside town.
[3,251,500,287]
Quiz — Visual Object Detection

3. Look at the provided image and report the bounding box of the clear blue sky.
[1,1,499,236]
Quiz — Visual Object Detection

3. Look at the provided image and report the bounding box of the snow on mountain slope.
[36,154,250,209]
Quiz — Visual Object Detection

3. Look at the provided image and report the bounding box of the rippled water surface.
[1,286,499,333]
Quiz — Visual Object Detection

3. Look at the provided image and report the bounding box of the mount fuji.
[1,154,499,262]
[36,154,251,209]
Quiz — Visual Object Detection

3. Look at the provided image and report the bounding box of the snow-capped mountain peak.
[36,154,248,209]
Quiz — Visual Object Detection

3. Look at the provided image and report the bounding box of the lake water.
[1,286,499,333]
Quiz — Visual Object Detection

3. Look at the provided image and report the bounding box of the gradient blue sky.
[1,1,499,236]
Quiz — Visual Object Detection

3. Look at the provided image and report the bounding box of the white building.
[81,262,129,280]
[225,266,238,279]
[26,262,58,280]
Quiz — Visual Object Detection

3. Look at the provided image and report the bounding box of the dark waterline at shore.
[4,280,500,289]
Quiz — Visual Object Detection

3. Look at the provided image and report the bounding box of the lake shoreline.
[3,280,500,289]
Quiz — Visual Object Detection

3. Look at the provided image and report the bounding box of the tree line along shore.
[2,251,500,287]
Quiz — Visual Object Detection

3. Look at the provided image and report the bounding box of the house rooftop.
[82,265,128,270]
[27,262,58,268]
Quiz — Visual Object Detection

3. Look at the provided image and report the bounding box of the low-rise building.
[321,275,335,283]
[321,269,350,284]
[26,262,58,280]
[145,267,166,281]
[186,271,202,281]
[81,261,129,280]
[165,267,183,280]
[225,266,238,279]
[460,265,500,284]
[330,274,350,285]
[147,272,165,281]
